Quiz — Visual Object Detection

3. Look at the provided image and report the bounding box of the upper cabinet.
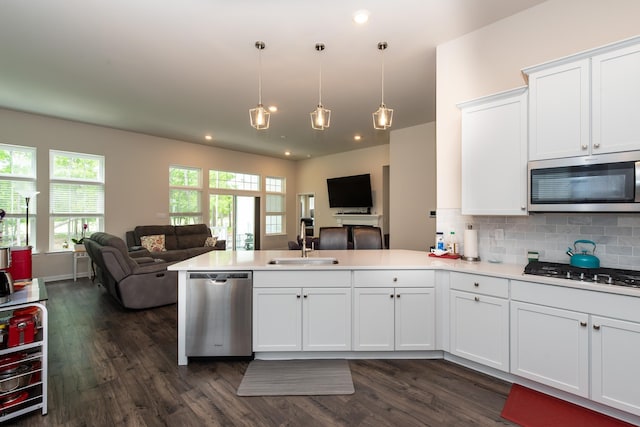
[458,87,528,216]
[524,36,640,161]
[592,42,640,154]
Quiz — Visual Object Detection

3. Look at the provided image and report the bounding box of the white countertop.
[168,249,640,298]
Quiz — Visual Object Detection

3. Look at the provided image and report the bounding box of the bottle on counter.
[436,232,445,251]
[448,231,458,254]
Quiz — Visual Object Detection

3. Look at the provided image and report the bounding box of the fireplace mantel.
[333,214,381,227]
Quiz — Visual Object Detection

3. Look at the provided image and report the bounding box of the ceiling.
[0,0,545,159]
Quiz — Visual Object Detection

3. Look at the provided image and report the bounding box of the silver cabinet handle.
[593,143,600,148]
[582,144,588,150]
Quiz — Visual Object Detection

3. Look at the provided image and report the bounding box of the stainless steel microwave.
[528,151,640,212]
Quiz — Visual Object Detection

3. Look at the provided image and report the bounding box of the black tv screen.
[327,174,373,208]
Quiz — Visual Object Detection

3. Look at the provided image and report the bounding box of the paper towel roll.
[464,229,479,259]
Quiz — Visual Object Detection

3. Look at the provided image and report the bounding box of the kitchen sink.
[268,257,338,265]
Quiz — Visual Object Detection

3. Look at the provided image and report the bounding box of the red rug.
[501,384,636,427]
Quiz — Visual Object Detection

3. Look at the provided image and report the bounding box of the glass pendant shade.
[310,43,330,130]
[311,104,331,130]
[250,104,270,129]
[250,41,269,130]
[372,41,393,130]
[373,104,393,129]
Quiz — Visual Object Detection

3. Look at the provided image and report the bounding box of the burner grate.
[524,261,640,288]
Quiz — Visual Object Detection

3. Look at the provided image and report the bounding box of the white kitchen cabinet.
[592,42,640,154]
[510,300,589,397]
[458,87,528,215]
[526,59,590,160]
[353,287,435,351]
[525,36,640,160]
[449,272,509,371]
[252,287,351,352]
[353,270,435,352]
[591,316,640,415]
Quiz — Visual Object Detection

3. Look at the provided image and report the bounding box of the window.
[210,170,260,191]
[169,166,202,225]
[0,144,37,248]
[50,150,105,251]
[265,176,285,235]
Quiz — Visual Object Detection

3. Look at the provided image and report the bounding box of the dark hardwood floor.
[12,278,515,426]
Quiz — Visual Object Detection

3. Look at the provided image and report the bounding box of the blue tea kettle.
[566,239,600,269]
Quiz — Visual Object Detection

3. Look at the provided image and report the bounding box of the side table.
[73,250,90,281]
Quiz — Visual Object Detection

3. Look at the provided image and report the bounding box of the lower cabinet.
[353,287,435,351]
[591,316,640,415]
[449,272,510,372]
[510,300,589,397]
[252,287,351,352]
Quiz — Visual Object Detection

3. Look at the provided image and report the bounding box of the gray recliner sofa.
[84,232,178,309]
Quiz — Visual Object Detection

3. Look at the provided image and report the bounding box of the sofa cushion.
[134,225,177,250]
[140,234,166,252]
[204,236,218,247]
[175,224,211,249]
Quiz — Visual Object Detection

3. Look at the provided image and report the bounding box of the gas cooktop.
[524,261,640,288]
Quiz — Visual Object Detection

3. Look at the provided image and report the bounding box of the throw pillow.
[140,234,166,252]
[204,236,218,247]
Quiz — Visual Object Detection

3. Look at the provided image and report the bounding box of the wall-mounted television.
[326,173,373,208]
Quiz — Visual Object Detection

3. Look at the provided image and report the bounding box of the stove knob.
[566,271,571,279]
[593,274,598,282]
[608,276,613,284]
[580,272,585,281]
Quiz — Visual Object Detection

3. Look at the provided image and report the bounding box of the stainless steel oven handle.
[635,161,640,203]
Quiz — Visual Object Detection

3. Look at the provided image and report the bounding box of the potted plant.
[72,223,88,251]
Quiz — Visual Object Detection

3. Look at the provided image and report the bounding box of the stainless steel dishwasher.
[186,271,253,357]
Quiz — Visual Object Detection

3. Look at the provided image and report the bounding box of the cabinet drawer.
[450,272,508,298]
[254,270,351,287]
[353,270,434,287]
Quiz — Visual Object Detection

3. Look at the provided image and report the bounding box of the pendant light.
[310,43,331,130]
[249,41,270,130]
[372,41,393,130]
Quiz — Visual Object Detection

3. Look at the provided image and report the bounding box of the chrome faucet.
[300,219,307,258]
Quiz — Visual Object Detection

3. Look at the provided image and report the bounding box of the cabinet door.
[302,287,351,351]
[395,288,435,351]
[450,290,509,372]
[253,288,301,351]
[510,301,589,397]
[592,42,640,154]
[528,59,590,160]
[459,87,528,215]
[353,288,395,351]
[591,316,640,416]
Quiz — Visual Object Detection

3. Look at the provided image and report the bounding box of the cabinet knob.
[593,324,601,330]
[303,294,308,298]
[580,321,587,327]
[393,277,398,282]
[582,144,588,150]
[521,206,526,210]
[474,282,479,287]
[396,294,400,298]
[474,296,480,302]
[390,294,394,298]
[296,294,301,298]
[593,143,600,149]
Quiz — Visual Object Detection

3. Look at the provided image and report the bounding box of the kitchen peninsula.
[168,249,640,425]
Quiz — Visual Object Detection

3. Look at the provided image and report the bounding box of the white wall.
[0,108,297,280]
[389,123,436,250]
[435,0,640,267]
[296,145,389,233]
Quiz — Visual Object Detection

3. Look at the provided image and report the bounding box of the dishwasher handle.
[189,272,251,281]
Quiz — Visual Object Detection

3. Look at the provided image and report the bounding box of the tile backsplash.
[437,208,640,270]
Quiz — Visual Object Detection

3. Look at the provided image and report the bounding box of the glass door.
[210,194,257,251]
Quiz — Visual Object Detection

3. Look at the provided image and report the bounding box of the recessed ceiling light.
[268,105,278,112]
[284,151,291,156]
[354,134,362,141]
[353,10,369,24]
[205,135,212,140]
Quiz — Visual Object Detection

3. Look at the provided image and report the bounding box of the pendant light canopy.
[373,41,393,130]
[310,43,331,130]
[249,41,270,130]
